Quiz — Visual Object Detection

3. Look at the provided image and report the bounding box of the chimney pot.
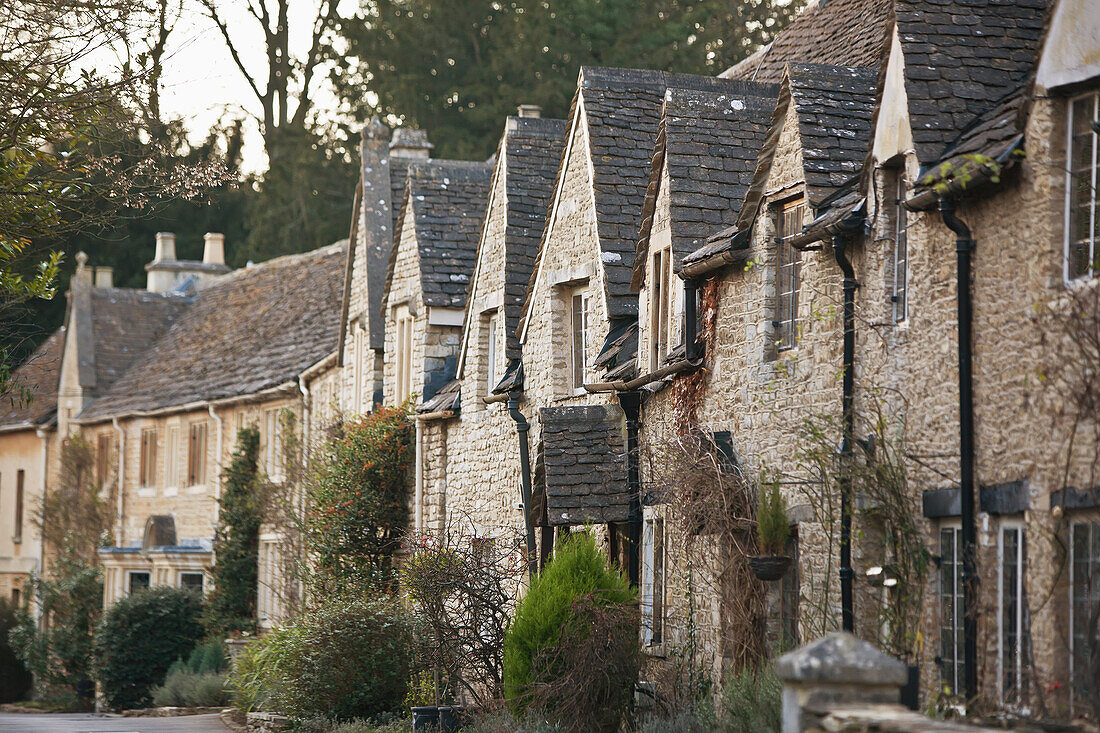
[155,232,176,261]
[389,128,432,159]
[203,232,226,265]
[94,266,113,289]
[517,104,542,118]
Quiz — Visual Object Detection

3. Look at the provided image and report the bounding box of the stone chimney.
[154,232,176,262]
[203,233,225,265]
[93,266,113,289]
[517,104,542,118]
[390,128,432,159]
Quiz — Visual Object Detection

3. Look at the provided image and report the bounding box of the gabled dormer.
[631,84,775,376]
[380,159,492,407]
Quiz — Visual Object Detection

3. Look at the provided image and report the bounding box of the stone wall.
[0,429,48,603]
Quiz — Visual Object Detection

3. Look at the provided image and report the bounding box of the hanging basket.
[749,555,792,581]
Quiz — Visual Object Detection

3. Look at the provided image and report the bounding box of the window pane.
[129,572,150,594]
[777,202,804,350]
[180,573,204,594]
[571,293,586,389]
[1067,95,1098,279]
[894,174,908,322]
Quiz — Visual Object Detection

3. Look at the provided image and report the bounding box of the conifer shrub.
[756,481,789,555]
[204,427,263,637]
[94,586,204,710]
[502,533,638,731]
[150,640,229,708]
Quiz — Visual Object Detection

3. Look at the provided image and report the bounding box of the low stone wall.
[247,711,292,732]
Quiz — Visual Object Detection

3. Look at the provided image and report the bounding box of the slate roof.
[536,405,632,526]
[894,0,1049,166]
[79,287,190,396]
[0,328,64,430]
[721,0,893,84]
[524,67,775,323]
[417,378,461,414]
[631,85,776,289]
[78,243,346,420]
[499,117,568,360]
[385,160,493,310]
[733,63,877,233]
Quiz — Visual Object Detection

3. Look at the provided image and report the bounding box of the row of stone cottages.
[1,0,1099,717]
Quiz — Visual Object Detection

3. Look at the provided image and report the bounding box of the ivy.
[203,428,262,637]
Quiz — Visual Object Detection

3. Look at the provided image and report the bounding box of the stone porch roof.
[631,85,776,289]
[384,160,493,310]
[499,117,568,361]
[535,404,632,526]
[78,243,345,421]
[0,327,64,430]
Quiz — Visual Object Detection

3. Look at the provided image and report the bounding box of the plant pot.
[749,555,792,581]
[900,664,919,710]
[411,705,440,730]
[439,705,464,733]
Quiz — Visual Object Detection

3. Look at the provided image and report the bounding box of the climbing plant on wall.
[203,427,262,637]
[306,405,413,594]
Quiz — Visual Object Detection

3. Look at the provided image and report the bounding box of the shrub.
[95,586,204,710]
[756,481,789,555]
[503,533,637,731]
[8,556,102,706]
[0,599,32,703]
[185,639,228,674]
[151,669,229,707]
[307,407,413,593]
[204,428,262,637]
[228,595,420,720]
[721,665,781,732]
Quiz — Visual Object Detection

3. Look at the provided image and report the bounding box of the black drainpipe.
[619,390,643,587]
[507,393,538,580]
[938,197,978,702]
[684,279,699,361]
[832,233,857,634]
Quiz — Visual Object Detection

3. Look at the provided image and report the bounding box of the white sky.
[149,0,358,173]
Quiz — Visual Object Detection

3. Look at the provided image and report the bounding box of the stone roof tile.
[0,328,64,429]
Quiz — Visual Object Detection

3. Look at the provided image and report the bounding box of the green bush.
[185,640,228,674]
[151,669,228,707]
[756,481,789,555]
[721,665,781,732]
[503,532,636,728]
[0,599,32,703]
[8,557,102,706]
[94,586,204,710]
[228,595,420,720]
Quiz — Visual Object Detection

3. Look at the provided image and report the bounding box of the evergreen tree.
[333,0,804,160]
[203,428,263,637]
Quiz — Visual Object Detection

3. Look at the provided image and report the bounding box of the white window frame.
[641,507,666,648]
[1065,92,1099,283]
[128,570,151,595]
[569,287,590,393]
[939,521,964,695]
[486,312,499,394]
[998,520,1028,709]
[776,199,805,351]
[178,571,205,594]
[264,408,285,482]
[395,305,414,401]
[165,425,180,489]
[1070,520,1100,714]
[892,172,909,324]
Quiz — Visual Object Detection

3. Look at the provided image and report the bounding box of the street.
[0,713,229,733]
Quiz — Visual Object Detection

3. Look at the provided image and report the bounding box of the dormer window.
[1067,92,1099,281]
[570,287,590,391]
[776,199,805,351]
[649,245,675,372]
[485,313,499,393]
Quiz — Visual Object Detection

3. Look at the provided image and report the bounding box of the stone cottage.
[0,329,63,606]
[416,110,566,543]
[62,235,343,627]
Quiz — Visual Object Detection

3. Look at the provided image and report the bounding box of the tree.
[0,0,225,396]
[334,0,804,159]
[203,428,263,637]
[36,436,116,563]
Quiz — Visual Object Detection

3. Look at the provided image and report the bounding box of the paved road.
[0,713,229,733]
